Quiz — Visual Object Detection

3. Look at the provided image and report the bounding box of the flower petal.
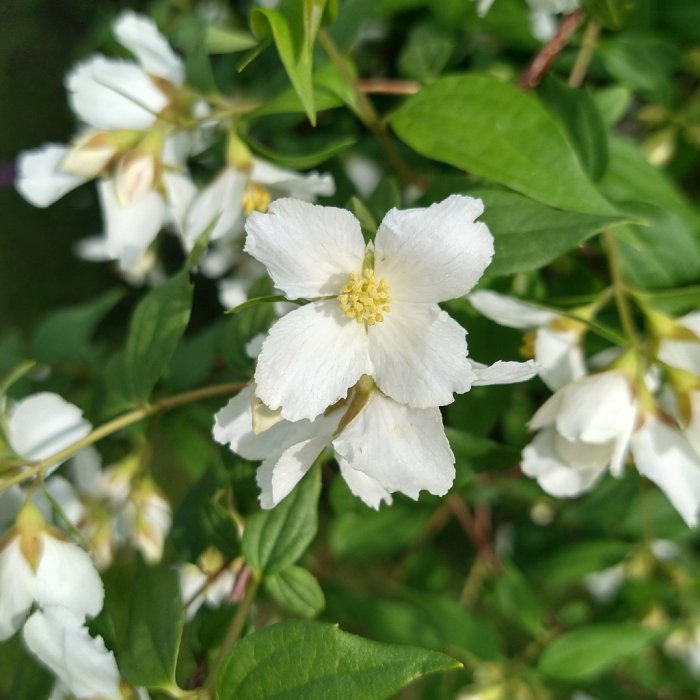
[251,159,335,199]
[35,535,104,618]
[369,302,473,408]
[469,359,538,385]
[7,393,91,469]
[98,178,165,270]
[554,371,636,444]
[521,428,610,497]
[244,198,366,299]
[0,538,36,641]
[336,456,393,509]
[468,290,556,329]
[631,418,700,528]
[113,11,184,84]
[658,338,700,376]
[16,144,89,208]
[23,607,120,700]
[66,55,166,130]
[374,195,494,303]
[535,327,587,391]
[182,168,247,250]
[254,300,371,421]
[333,393,455,500]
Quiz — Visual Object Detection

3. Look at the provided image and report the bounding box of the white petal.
[182,168,246,250]
[677,311,700,337]
[23,607,120,700]
[257,433,331,509]
[343,154,381,198]
[66,55,166,130]
[469,359,538,386]
[631,418,700,528]
[529,8,557,42]
[0,538,36,641]
[163,171,197,238]
[254,301,372,421]
[113,11,184,84]
[69,446,104,499]
[36,477,84,526]
[554,371,636,444]
[98,178,165,270]
[336,456,393,509]
[244,198,366,299]
[686,391,700,456]
[658,338,700,376]
[521,428,610,497]
[374,195,493,303]
[369,302,473,408]
[0,486,24,535]
[73,234,111,262]
[180,564,208,620]
[333,393,455,500]
[16,144,89,207]
[35,535,104,618]
[535,328,587,391]
[468,290,556,329]
[7,393,92,468]
[251,159,335,199]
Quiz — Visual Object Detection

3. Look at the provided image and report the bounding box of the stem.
[0,382,245,494]
[357,79,421,95]
[204,571,259,697]
[569,19,601,87]
[603,230,643,350]
[518,9,586,90]
[318,30,425,189]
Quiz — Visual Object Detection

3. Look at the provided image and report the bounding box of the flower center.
[242,182,272,216]
[338,269,391,325]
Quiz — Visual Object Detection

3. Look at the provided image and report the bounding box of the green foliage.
[216,620,460,699]
[264,565,326,618]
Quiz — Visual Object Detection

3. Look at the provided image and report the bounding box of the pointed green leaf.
[582,0,636,30]
[216,620,460,700]
[205,25,258,53]
[242,466,321,576]
[117,559,185,687]
[122,270,193,402]
[264,565,325,618]
[391,74,616,215]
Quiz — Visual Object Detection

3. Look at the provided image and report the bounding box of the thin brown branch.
[357,79,421,96]
[518,9,585,90]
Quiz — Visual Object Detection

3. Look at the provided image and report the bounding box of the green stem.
[603,230,644,351]
[317,30,424,189]
[0,381,245,494]
[204,572,259,698]
[568,18,601,87]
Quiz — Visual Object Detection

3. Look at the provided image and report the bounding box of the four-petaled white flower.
[245,195,495,422]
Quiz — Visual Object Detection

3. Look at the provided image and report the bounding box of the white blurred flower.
[0,503,103,641]
[179,548,239,620]
[245,195,495,422]
[666,624,700,677]
[527,0,580,42]
[584,564,626,603]
[5,392,92,473]
[469,289,586,391]
[120,479,172,564]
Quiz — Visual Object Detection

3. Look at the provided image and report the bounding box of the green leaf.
[582,0,636,30]
[264,565,326,618]
[122,270,193,402]
[397,23,455,83]
[225,294,290,315]
[593,85,632,127]
[242,466,320,576]
[473,189,623,276]
[538,623,660,681]
[391,74,616,215]
[216,620,460,700]
[205,25,258,53]
[530,540,628,584]
[117,559,185,687]
[492,562,544,635]
[246,134,355,169]
[251,0,328,125]
[539,75,608,181]
[30,289,123,364]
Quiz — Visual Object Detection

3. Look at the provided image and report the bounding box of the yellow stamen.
[242,181,272,216]
[338,268,391,325]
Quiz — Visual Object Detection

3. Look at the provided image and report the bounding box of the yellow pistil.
[242,181,272,215]
[338,268,391,325]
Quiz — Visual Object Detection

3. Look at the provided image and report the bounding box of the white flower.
[657,311,700,376]
[23,606,120,700]
[215,360,535,509]
[469,290,586,391]
[0,504,104,641]
[179,548,239,621]
[245,195,495,421]
[527,0,581,42]
[5,392,92,473]
[522,370,638,496]
[119,480,172,564]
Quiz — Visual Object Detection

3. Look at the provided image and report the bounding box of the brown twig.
[517,9,585,90]
[357,79,421,96]
[447,495,499,571]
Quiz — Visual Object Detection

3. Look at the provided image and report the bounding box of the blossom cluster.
[471,291,700,527]
[214,196,537,508]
